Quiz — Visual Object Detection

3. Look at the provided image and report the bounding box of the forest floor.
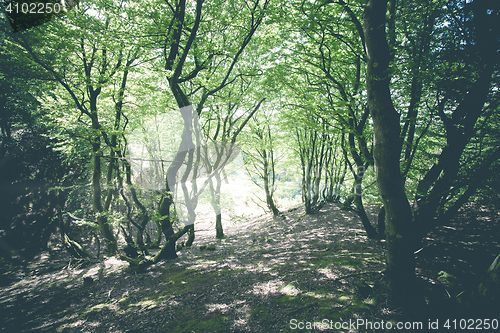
[1,202,499,332]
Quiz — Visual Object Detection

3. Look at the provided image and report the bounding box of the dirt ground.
[1,202,499,332]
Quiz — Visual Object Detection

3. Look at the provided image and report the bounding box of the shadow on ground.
[1,202,499,332]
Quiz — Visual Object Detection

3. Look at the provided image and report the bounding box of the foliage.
[0,3,499,318]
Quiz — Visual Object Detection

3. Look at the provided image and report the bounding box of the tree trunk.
[154,215,190,262]
[58,208,93,259]
[186,225,195,247]
[155,220,162,246]
[92,137,118,255]
[353,178,378,239]
[124,162,150,253]
[154,104,193,261]
[265,189,280,216]
[155,239,177,261]
[209,169,225,239]
[377,205,386,239]
[341,192,354,210]
[364,0,417,308]
[215,213,224,239]
[155,187,177,260]
[263,162,280,216]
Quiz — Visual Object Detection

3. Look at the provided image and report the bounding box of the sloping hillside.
[1,202,498,332]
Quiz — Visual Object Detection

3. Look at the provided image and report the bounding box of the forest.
[0,0,499,331]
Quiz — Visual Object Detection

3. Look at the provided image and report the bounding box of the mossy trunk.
[63,234,93,259]
[364,0,418,308]
[154,105,192,261]
[124,162,150,253]
[154,183,191,261]
[478,254,500,302]
[154,190,177,260]
[185,225,195,247]
[58,207,93,259]
[154,223,191,262]
[154,238,177,262]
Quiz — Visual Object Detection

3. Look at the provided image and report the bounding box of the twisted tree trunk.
[364,0,416,307]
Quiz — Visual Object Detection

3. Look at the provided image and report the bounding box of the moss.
[197,318,224,330]
[250,305,273,322]
[318,292,371,318]
[268,287,374,326]
[437,270,459,288]
[164,315,227,333]
[276,294,300,304]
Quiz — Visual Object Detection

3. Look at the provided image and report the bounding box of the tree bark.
[262,148,280,216]
[364,0,416,307]
[186,225,195,248]
[154,183,191,261]
[377,205,386,238]
[91,123,118,255]
[209,171,224,239]
[353,177,378,239]
[215,213,224,239]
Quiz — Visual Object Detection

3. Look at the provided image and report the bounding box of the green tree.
[202,85,265,238]
[277,0,379,236]
[242,108,281,216]
[153,0,269,261]
[6,0,147,255]
[364,0,500,309]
